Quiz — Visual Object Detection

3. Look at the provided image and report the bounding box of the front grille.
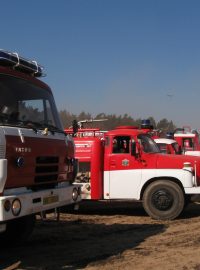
[35,156,59,183]
[36,156,59,164]
[35,165,58,173]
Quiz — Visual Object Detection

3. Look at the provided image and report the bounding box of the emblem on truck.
[122,159,129,166]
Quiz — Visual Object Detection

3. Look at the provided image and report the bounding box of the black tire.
[142,180,185,220]
[0,215,36,244]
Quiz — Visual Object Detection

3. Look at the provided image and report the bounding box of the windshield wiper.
[21,121,43,133]
[0,117,65,135]
[0,115,38,132]
[23,121,65,135]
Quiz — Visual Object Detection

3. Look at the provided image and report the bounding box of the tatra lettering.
[15,147,31,153]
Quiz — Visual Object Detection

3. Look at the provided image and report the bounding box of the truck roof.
[105,126,145,136]
[154,138,178,145]
[174,133,196,138]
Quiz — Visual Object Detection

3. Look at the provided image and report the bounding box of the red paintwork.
[0,66,50,92]
[5,135,71,189]
[0,66,52,93]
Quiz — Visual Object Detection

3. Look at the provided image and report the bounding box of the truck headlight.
[72,188,79,201]
[4,200,11,212]
[12,199,21,216]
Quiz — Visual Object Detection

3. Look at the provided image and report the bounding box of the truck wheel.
[0,215,36,244]
[142,180,185,220]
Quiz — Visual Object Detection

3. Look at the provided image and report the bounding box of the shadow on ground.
[63,200,200,219]
[0,218,166,270]
[62,200,147,216]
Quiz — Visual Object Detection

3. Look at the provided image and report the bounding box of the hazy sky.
[1,0,200,128]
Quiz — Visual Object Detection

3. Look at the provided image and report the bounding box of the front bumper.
[0,183,81,222]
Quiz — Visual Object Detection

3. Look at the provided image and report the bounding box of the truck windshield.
[0,74,63,131]
[137,134,160,153]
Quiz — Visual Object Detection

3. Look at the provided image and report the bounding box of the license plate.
[43,195,59,205]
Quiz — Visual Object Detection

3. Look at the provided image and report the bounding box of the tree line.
[59,110,177,133]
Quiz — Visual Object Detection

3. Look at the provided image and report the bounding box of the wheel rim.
[152,189,174,211]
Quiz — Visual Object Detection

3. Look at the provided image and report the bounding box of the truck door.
[108,135,142,199]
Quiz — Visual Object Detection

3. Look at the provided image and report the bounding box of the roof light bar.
[0,49,44,77]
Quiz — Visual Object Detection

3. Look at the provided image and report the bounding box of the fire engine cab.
[65,124,200,220]
[0,50,81,241]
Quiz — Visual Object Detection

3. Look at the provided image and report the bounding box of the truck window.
[112,136,130,154]
[18,99,55,126]
[0,74,62,130]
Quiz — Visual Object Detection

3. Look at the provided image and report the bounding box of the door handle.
[110,160,116,166]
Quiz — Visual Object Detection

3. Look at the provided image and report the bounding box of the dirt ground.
[2,201,200,270]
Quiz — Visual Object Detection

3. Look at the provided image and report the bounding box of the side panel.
[90,139,104,199]
[105,150,143,199]
[74,137,104,200]
[104,168,193,200]
[104,169,142,199]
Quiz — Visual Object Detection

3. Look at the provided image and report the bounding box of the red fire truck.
[173,127,200,156]
[0,50,81,241]
[65,124,200,220]
[154,138,182,155]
